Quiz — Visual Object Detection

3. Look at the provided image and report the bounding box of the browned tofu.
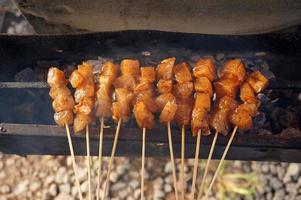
[194,93,211,112]
[140,67,155,83]
[159,101,178,123]
[193,58,216,81]
[214,78,238,98]
[221,59,246,85]
[49,85,71,99]
[78,62,94,78]
[156,57,176,80]
[73,97,94,115]
[240,82,258,105]
[133,102,154,129]
[135,94,159,113]
[95,99,112,118]
[101,61,118,79]
[96,83,112,102]
[69,70,85,89]
[238,103,258,117]
[74,82,95,103]
[194,77,213,97]
[54,110,74,126]
[120,59,140,77]
[246,71,269,93]
[191,108,210,136]
[73,114,93,133]
[173,82,194,99]
[230,105,253,131]
[173,62,192,83]
[134,82,154,97]
[157,79,173,93]
[175,103,192,126]
[112,101,131,122]
[155,93,176,111]
[216,96,238,111]
[113,74,136,91]
[52,94,75,112]
[47,67,67,87]
[115,88,134,105]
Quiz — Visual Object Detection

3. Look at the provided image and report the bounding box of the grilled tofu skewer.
[69,62,96,200]
[204,70,269,200]
[102,59,138,200]
[95,61,118,200]
[133,65,157,200]
[190,58,216,200]
[48,67,83,200]
[173,62,194,200]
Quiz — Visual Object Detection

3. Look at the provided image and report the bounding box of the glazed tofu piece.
[157,79,173,93]
[246,71,269,93]
[140,67,155,83]
[191,108,210,136]
[221,59,246,84]
[209,96,238,135]
[134,82,154,97]
[49,85,71,99]
[52,94,75,112]
[95,99,112,118]
[97,82,112,102]
[156,57,176,80]
[193,58,216,81]
[240,82,258,105]
[115,88,134,105]
[101,61,118,79]
[159,101,178,123]
[113,74,136,91]
[238,103,258,117]
[194,93,211,112]
[73,97,94,115]
[155,93,176,111]
[175,103,192,126]
[47,67,67,87]
[120,59,140,77]
[133,102,154,129]
[173,62,192,83]
[54,110,74,126]
[194,77,213,97]
[173,82,194,99]
[135,94,159,113]
[69,70,85,89]
[78,62,94,78]
[230,105,253,131]
[112,101,131,122]
[73,114,93,133]
[214,78,239,98]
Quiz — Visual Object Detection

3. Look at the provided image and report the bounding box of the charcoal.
[253,112,266,130]
[14,68,38,82]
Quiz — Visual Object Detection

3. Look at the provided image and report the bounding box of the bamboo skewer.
[65,125,83,200]
[203,126,238,200]
[102,119,122,200]
[197,130,218,200]
[86,125,92,200]
[141,128,146,200]
[167,122,179,200]
[96,117,104,200]
[180,125,185,200]
[190,129,201,200]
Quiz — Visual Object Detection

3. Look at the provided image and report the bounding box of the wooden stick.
[65,125,83,200]
[86,125,92,200]
[96,117,104,200]
[197,130,218,200]
[167,122,179,200]
[203,126,238,200]
[141,128,146,200]
[102,119,122,200]
[180,125,185,200]
[190,129,201,200]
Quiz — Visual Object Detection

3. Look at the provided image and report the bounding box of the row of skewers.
[47,57,269,200]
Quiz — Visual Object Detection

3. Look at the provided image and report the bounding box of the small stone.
[49,184,58,196]
[45,176,55,185]
[81,181,89,193]
[261,164,269,173]
[134,189,140,199]
[286,182,298,195]
[59,183,71,194]
[54,193,74,200]
[153,177,164,189]
[129,180,139,189]
[111,182,126,192]
[273,189,285,200]
[78,168,87,182]
[164,184,172,193]
[286,163,299,177]
[66,157,72,166]
[119,189,129,199]
[270,177,283,190]
[164,175,173,184]
[42,192,52,200]
[154,189,164,199]
[30,181,42,192]
[14,180,29,195]
[0,161,4,169]
[0,184,10,194]
[0,171,6,179]
[266,192,273,200]
[55,167,67,184]
[164,162,173,173]
[109,172,119,182]
[116,165,127,175]
[5,158,15,166]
